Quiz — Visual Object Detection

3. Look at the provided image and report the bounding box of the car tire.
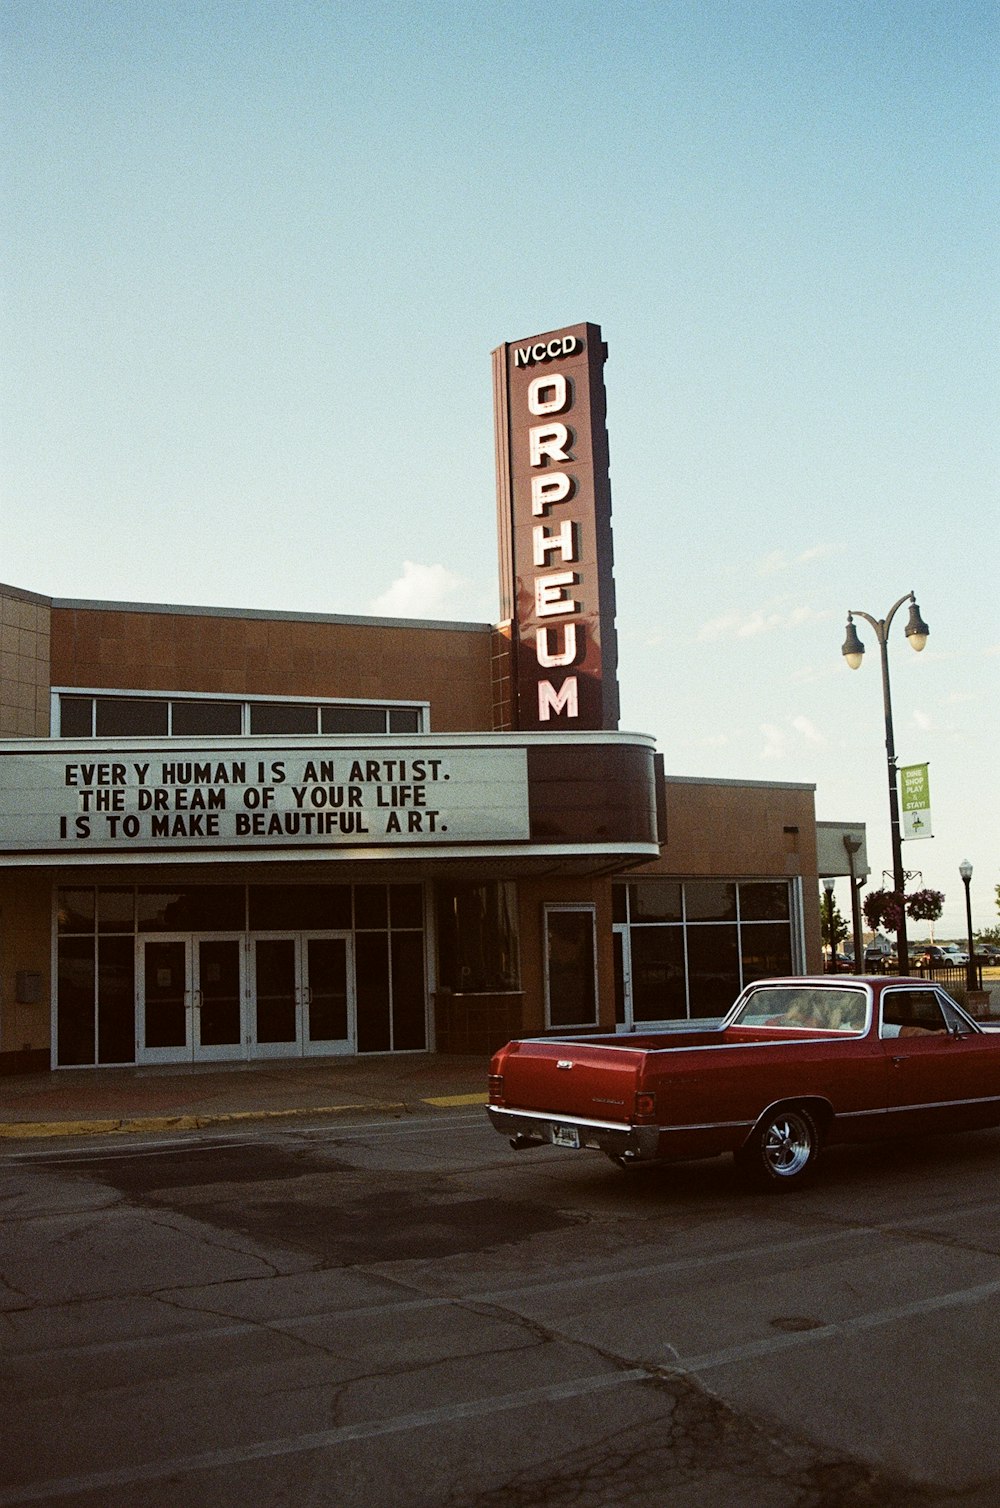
[735,1105,820,1190]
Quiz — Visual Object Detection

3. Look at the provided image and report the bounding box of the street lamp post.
[842,834,865,974]
[841,591,929,976]
[959,859,976,992]
[822,877,836,972]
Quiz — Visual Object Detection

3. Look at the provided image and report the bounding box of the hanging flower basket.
[906,888,945,923]
[863,889,905,934]
[864,886,945,932]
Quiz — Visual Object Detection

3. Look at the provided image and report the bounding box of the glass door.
[303,935,354,1055]
[194,937,245,1061]
[251,936,301,1057]
[138,937,192,1063]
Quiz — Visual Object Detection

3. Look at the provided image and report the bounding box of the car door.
[880,986,999,1135]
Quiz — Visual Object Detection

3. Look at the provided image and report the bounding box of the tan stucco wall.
[0,584,51,736]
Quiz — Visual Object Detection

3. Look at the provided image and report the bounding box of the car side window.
[939,996,977,1035]
[880,989,948,1038]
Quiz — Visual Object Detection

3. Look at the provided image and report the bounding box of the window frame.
[52,688,428,738]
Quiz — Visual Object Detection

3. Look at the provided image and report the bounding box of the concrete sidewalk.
[0,1053,491,1141]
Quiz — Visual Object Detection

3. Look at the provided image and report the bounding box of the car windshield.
[731,986,867,1033]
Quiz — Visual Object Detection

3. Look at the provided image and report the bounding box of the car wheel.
[736,1105,820,1189]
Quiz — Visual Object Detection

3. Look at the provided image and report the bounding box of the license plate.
[552,1124,580,1148]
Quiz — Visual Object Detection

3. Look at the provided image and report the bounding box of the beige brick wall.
[0,584,51,737]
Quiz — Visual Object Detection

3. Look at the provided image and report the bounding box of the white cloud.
[759,715,827,760]
[757,544,842,576]
[759,722,788,760]
[697,603,828,642]
[369,561,473,619]
[791,715,825,745]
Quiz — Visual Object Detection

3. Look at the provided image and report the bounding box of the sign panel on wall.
[0,743,530,853]
[492,322,620,732]
[900,762,933,840]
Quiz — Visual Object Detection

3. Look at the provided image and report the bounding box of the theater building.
[0,323,822,1074]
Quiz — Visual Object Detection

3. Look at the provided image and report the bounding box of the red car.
[487,976,1000,1188]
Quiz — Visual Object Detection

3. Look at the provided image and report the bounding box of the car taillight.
[488,1074,504,1103]
[633,1091,657,1122]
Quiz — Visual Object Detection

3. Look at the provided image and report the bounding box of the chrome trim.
[486,1106,661,1160]
[488,1105,631,1134]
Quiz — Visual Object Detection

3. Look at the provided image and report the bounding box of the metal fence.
[914,961,983,989]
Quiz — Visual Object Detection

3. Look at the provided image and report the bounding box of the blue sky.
[2,1,997,936]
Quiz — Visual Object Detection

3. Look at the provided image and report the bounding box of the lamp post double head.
[841,591,929,976]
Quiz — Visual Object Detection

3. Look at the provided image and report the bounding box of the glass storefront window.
[247,885,351,931]
[57,692,423,739]
[684,882,737,922]
[354,885,388,930]
[739,882,790,922]
[57,938,96,1065]
[615,879,796,1023]
[685,923,741,1016]
[250,702,319,735]
[96,889,135,933]
[321,705,386,734]
[435,882,520,993]
[629,926,686,1021]
[139,886,246,931]
[58,889,95,933]
[59,697,94,737]
[629,880,683,922]
[740,921,793,983]
[389,884,423,929]
[96,698,168,736]
[98,937,135,1063]
[171,700,243,735]
[545,907,597,1029]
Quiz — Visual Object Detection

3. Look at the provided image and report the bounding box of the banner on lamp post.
[900,762,933,840]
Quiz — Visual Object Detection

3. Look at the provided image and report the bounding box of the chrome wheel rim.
[762,1112,813,1177]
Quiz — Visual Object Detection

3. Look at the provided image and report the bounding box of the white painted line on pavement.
[674,1275,1000,1375]
[0,1368,649,1505]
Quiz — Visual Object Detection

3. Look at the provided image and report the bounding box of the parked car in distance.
[943,946,969,966]
[976,946,1000,965]
[916,946,953,968]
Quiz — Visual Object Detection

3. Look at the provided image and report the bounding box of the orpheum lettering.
[527,372,581,721]
[493,321,619,731]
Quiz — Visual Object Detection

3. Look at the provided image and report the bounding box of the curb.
[0,1100,410,1141]
[0,1093,490,1142]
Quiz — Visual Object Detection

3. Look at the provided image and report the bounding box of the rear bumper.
[486,1105,661,1162]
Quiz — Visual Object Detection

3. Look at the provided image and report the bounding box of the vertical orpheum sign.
[492,322,619,731]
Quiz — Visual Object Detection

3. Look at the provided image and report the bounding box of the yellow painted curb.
[0,1102,409,1141]
[423,1093,489,1107]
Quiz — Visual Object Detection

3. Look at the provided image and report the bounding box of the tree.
[978,885,1000,945]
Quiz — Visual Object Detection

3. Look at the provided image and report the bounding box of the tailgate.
[492,1040,647,1124]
